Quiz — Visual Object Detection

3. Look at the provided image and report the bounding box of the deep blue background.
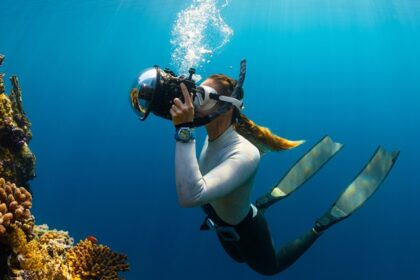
[1,0,419,279]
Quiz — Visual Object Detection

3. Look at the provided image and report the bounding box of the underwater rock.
[0,55,35,190]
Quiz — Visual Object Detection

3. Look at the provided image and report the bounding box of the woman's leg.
[233,211,320,276]
[217,233,245,263]
[275,228,320,272]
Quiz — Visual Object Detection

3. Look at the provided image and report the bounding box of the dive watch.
[175,127,195,143]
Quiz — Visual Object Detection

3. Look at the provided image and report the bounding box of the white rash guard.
[175,126,260,225]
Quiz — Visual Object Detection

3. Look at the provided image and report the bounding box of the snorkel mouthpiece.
[129,59,247,126]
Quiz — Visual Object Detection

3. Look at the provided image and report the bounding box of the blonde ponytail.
[206,74,303,154]
[234,113,304,155]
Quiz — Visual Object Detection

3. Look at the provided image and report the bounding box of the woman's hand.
[170,83,194,126]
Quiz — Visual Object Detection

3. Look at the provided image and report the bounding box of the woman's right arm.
[175,140,259,207]
[170,83,260,207]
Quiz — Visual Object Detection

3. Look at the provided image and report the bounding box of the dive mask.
[194,85,243,113]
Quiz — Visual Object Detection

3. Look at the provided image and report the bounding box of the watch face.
[179,128,191,140]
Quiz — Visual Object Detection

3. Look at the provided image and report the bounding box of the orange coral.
[66,238,129,280]
[0,178,33,236]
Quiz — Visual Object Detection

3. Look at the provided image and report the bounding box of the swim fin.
[314,146,400,232]
[256,135,343,211]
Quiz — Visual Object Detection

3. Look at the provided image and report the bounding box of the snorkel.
[129,59,246,127]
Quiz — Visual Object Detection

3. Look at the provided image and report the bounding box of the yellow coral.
[19,239,44,271]
[8,224,72,280]
[0,93,16,127]
[18,258,71,280]
[7,223,28,253]
[66,238,129,280]
[7,224,43,271]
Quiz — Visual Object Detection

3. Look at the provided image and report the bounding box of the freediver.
[131,60,399,276]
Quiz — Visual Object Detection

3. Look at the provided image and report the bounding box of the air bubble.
[170,0,233,76]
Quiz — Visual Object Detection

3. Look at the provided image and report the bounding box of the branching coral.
[0,178,33,236]
[66,238,129,280]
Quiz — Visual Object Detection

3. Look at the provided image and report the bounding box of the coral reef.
[66,238,129,280]
[0,178,34,278]
[7,224,72,280]
[0,54,130,279]
[0,187,129,280]
[5,227,129,280]
[0,54,35,190]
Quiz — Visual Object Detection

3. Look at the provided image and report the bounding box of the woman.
[169,74,322,276]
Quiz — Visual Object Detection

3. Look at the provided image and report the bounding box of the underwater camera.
[129,60,246,126]
[129,66,199,121]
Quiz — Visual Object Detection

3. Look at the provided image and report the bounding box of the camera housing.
[130,66,197,121]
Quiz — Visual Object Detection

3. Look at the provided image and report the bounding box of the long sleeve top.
[175,126,260,225]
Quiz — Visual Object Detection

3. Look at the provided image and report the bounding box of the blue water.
[1,0,420,279]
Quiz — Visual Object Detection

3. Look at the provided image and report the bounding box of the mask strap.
[209,93,243,111]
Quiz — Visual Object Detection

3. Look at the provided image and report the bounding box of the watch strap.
[175,122,194,129]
